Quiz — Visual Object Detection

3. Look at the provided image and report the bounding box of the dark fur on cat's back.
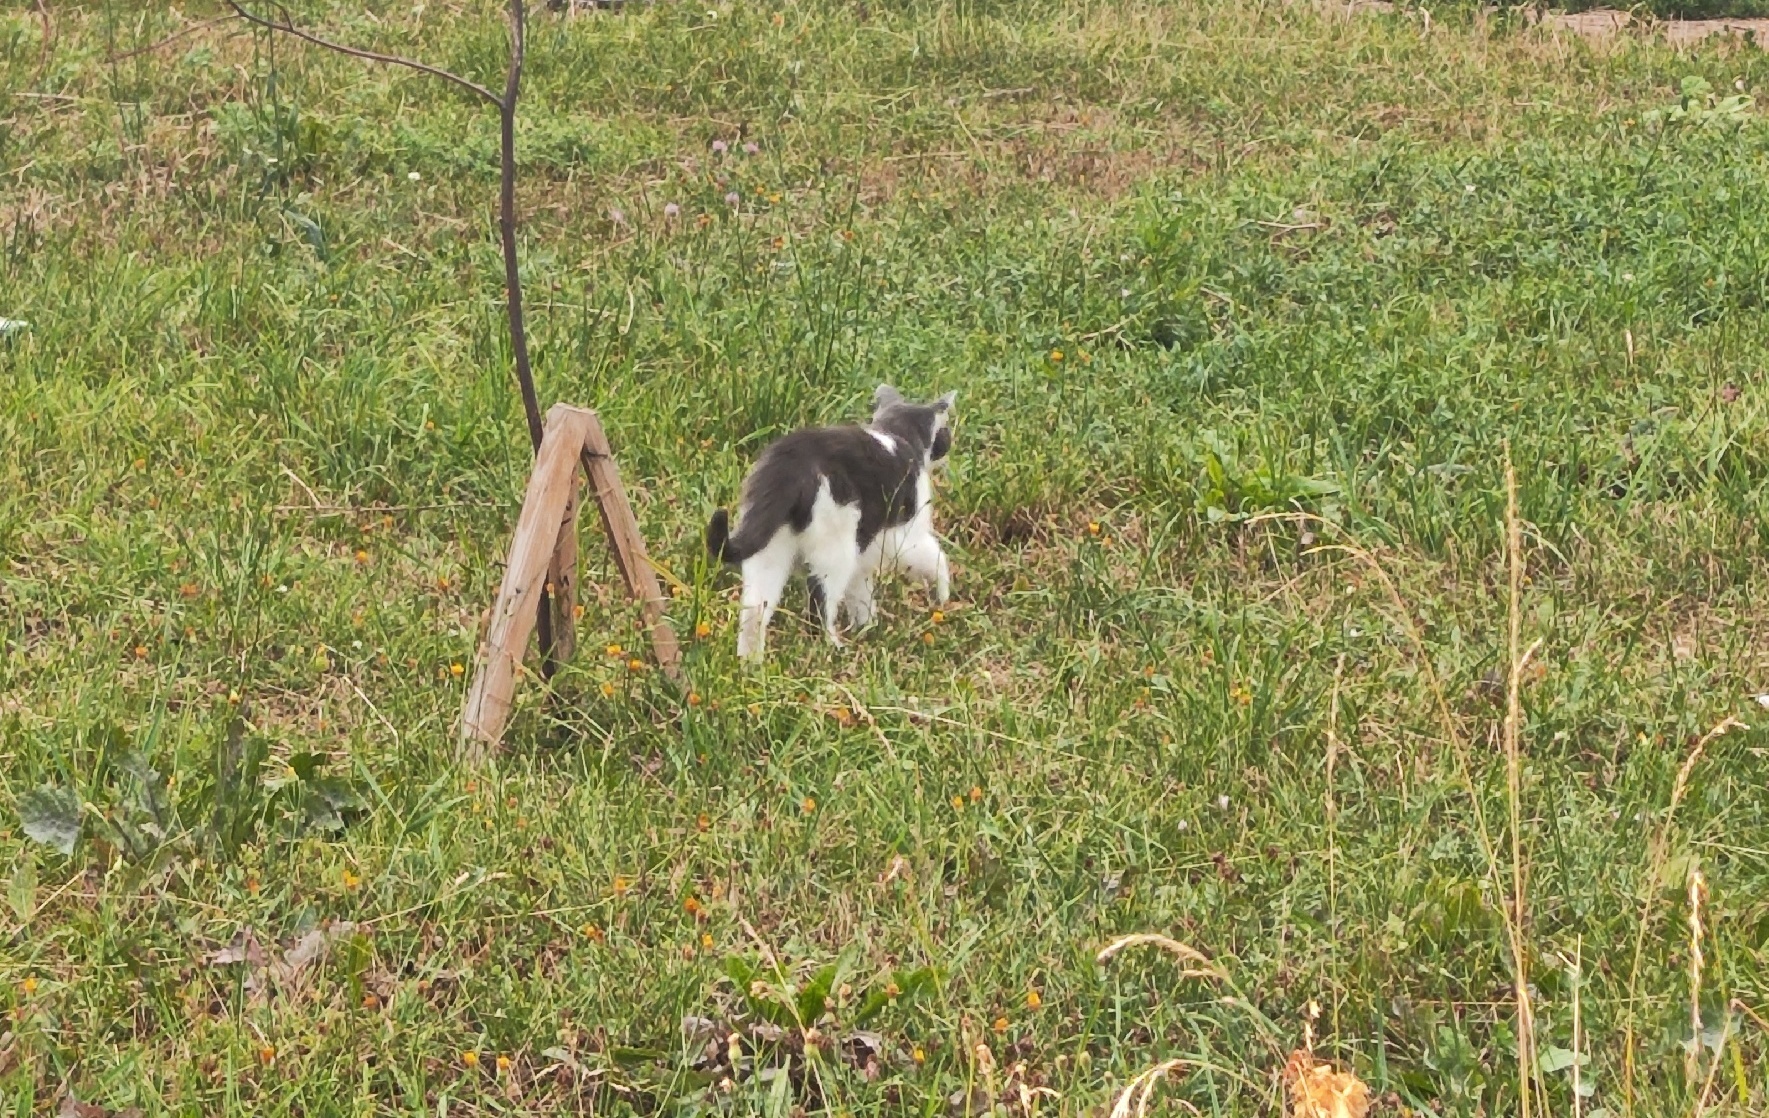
[706,398,951,565]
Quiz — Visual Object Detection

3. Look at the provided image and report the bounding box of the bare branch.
[224,0,502,108]
[108,14,244,64]
[497,0,543,453]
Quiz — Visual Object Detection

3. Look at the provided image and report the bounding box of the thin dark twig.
[223,0,502,107]
[499,0,542,453]
[109,14,245,63]
[494,0,556,669]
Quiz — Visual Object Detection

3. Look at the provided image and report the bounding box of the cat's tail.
[706,508,756,565]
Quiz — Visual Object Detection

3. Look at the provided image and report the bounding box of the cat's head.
[872,385,955,462]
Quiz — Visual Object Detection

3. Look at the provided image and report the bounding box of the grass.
[5,1,1769,1114]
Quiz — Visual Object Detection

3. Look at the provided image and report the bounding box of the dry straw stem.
[1324,653,1346,1039]
[1108,1060,1204,1118]
[1621,713,1746,1114]
[1095,932,1278,1112]
[1686,868,1708,1086]
[1503,455,1541,1118]
[1095,934,1224,981]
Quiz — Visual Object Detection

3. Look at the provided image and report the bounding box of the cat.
[706,385,954,661]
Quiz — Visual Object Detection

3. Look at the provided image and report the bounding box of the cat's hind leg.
[842,538,883,629]
[805,546,859,647]
[800,484,862,647]
[737,533,796,662]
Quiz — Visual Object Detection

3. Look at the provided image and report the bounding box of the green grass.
[5,1,1769,1114]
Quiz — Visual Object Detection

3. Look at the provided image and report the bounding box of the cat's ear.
[934,390,957,412]
[873,384,904,409]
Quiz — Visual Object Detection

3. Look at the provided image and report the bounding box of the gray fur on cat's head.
[871,385,955,462]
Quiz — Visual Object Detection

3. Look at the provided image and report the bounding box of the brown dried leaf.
[1284,1049,1369,1118]
[278,920,356,982]
[205,929,266,968]
[57,1094,140,1118]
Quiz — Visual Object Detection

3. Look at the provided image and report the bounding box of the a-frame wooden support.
[461,403,681,759]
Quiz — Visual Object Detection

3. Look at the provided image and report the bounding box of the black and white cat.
[706,385,954,661]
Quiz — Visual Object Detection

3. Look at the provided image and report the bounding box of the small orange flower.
[689,691,702,706]
[1049,349,1064,362]
[931,610,945,624]
[354,550,369,565]
[684,896,702,916]
[885,982,901,998]
[496,1054,512,1074]
[993,1016,1009,1034]
[246,876,260,894]
[701,933,714,948]
[922,632,935,646]
[694,621,712,639]
[258,1045,275,1064]
[1087,521,1101,535]
[969,785,983,803]
[912,1045,926,1064]
[21,977,37,996]
[613,876,632,897]
[179,582,199,599]
[605,643,623,658]
[134,645,148,659]
[802,796,817,814]
[342,870,361,889]
[697,813,711,831]
[601,682,616,697]
[581,924,605,942]
[1026,989,1042,1009]
[951,795,964,811]
[462,1050,479,1069]
[628,658,645,672]
[449,662,464,677]
[361,992,380,1009]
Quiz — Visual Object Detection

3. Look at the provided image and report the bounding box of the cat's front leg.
[897,529,950,606]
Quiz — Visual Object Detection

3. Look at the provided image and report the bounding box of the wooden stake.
[580,412,682,680]
[461,404,681,759]
[545,466,584,669]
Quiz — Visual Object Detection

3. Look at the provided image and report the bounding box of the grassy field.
[6,1,1769,1114]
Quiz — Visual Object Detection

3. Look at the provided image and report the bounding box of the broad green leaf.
[19,786,82,856]
[1538,1045,1584,1074]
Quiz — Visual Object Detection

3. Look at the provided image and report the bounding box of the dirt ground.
[1320,1,1769,44]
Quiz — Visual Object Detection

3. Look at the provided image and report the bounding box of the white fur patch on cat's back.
[867,429,898,453]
